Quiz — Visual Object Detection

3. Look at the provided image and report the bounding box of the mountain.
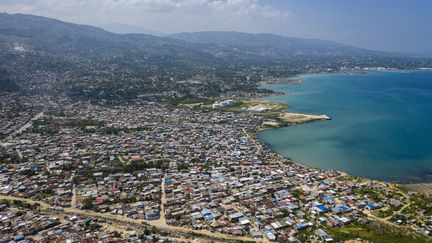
[0,13,222,98]
[100,23,165,36]
[0,13,430,100]
[0,13,213,60]
[169,31,389,57]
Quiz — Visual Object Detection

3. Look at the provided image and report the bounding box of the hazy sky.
[1,0,431,55]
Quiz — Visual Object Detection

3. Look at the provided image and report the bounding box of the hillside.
[169,31,387,57]
[0,13,223,99]
[100,23,165,36]
[0,13,431,100]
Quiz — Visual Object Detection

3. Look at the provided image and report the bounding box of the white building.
[212,100,235,109]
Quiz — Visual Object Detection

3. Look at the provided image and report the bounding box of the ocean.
[257,71,432,183]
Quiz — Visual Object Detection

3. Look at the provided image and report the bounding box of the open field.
[224,100,288,113]
[328,222,429,243]
[178,102,204,109]
[278,112,330,124]
[401,183,432,196]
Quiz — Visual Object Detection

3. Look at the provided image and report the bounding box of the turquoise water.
[258,71,432,183]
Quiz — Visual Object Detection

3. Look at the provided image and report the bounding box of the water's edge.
[256,71,432,184]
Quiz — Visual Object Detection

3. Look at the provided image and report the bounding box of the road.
[363,184,432,241]
[232,202,270,243]
[0,194,265,242]
[3,111,44,142]
[152,174,167,227]
[242,127,262,153]
[71,184,77,208]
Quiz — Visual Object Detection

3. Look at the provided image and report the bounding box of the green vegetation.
[221,101,244,112]
[0,71,19,92]
[122,159,170,173]
[111,196,137,204]
[65,119,105,128]
[144,226,159,235]
[35,188,55,200]
[177,162,189,171]
[32,118,106,135]
[2,13,432,104]
[112,231,122,238]
[0,199,40,210]
[353,187,383,202]
[81,197,96,210]
[411,194,432,215]
[222,100,288,113]
[290,189,305,198]
[374,205,401,218]
[173,96,211,106]
[20,169,37,177]
[86,223,103,231]
[328,222,429,243]
[0,154,25,164]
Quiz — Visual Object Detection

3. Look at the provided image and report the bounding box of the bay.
[258,71,432,183]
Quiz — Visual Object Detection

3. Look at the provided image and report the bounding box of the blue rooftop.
[316,205,328,212]
[204,213,214,221]
[201,209,211,215]
[323,197,335,202]
[295,223,306,230]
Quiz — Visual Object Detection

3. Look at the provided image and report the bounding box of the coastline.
[400,183,432,195]
[256,72,432,195]
[257,117,432,195]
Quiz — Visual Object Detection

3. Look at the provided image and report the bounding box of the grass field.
[223,100,288,113]
[328,222,429,243]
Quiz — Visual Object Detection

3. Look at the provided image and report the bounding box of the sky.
[1,0,431,55]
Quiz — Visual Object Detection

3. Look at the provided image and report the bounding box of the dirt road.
[0,194,264,242]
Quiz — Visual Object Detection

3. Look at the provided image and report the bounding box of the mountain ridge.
[100,23,165,36]
[168,31,389,57]
[1,12,431,100]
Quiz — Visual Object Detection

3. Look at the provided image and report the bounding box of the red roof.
[96,196,106,204]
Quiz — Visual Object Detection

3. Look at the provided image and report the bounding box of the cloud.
[1,0,288,18]
[0,0,290,33]
[99,0,288,18]
[209,0,289,18]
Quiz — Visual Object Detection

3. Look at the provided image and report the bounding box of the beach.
[401,183,432,196]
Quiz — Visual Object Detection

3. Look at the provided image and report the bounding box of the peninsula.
[2,11,432,243]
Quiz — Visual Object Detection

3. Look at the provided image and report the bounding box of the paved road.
[3,111,44,142]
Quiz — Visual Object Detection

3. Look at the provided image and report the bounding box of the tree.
[82,197,95,210]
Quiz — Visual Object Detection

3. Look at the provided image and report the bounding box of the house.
[316,229,333,242]
[366,203,381,210]
[228,212,244,222]
[264,230,276,241]
[332,205,351,214]
[314,205,328,213]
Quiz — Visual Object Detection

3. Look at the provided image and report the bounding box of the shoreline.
[400,183,432,195]
[257,124,432,194]
[257,75,432,196]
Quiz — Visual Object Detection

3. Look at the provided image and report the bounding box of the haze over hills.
[0,13,212,60]
[100,23,165,36]
[1,12,431,100]
[169,31,388,57]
